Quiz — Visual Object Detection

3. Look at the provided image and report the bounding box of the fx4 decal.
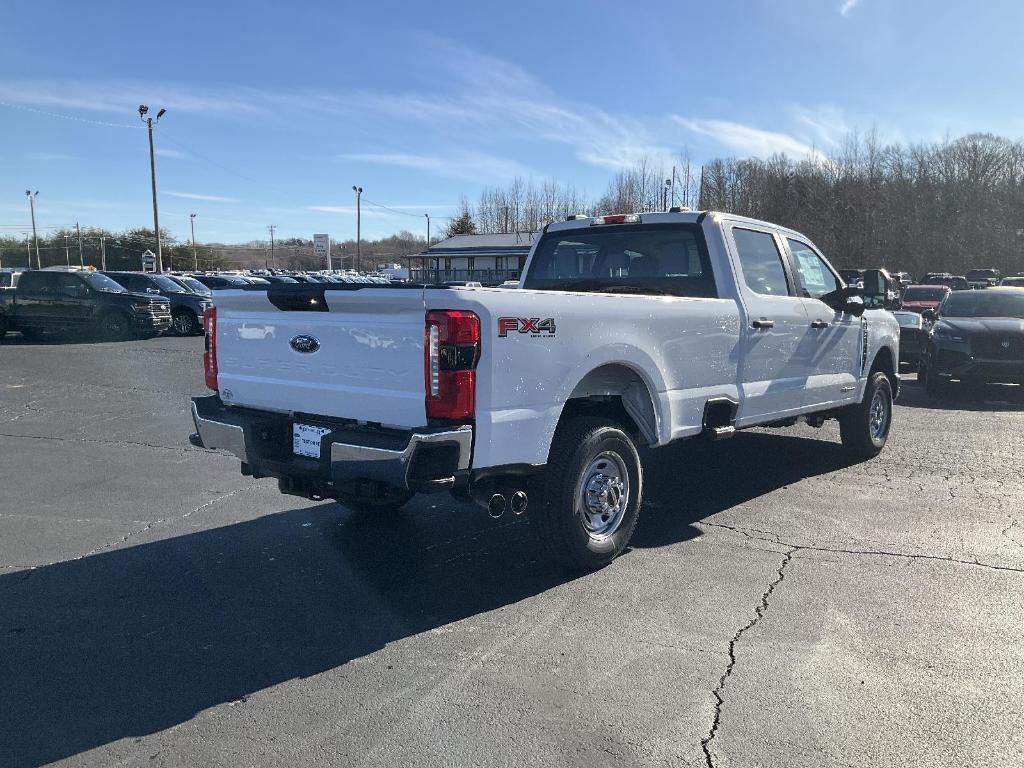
[498,317,557,338]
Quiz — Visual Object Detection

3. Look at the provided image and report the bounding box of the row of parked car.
[0,267,400,342]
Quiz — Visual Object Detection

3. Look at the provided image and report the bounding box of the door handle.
[751,319,775,330]
[810,319,830,329]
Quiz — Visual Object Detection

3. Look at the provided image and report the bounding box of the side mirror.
[862,268,891,309]
[921,309,936,323]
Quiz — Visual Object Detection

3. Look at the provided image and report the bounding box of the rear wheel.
[171,309,199,336]
[530,416,642,572]
[99,311,133,341]
[839,371,893,459]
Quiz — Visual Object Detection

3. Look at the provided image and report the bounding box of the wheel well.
[870,347,898,393]
[560,364,658,445]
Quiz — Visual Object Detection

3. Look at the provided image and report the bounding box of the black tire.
[99,311,133,341]
[171,309,199,336]
[18,327,44,342]
[839,371,893,459]
[922,364,949,398]
[529,416,643,572]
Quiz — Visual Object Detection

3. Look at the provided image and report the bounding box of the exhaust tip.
[510,490,528,516]
[487,493,506,519]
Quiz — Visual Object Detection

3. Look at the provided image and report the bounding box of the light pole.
[63,234,70,267]
[268,225,276,269]
[139,105,167,272]
[663,178,672,211]
[76,221,83,267]
[25,190,40,269]
[424,213,430,247]
[190,213,198,270]
[352,185,362,272]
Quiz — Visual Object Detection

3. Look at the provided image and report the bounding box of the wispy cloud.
[25,151,72,161]
[155,147,187,159]
[165,191,240,203]
[672,117,817,158]
[338,151,534,182]
[840,0,860,16]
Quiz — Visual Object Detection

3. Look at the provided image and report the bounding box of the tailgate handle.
[267,287,329,312]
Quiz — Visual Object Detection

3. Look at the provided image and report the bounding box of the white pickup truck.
[190,211,899,571]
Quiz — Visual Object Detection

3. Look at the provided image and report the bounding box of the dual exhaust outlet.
[483,490,528,519]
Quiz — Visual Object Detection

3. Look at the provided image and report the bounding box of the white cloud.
[155,148,187,159]
[672,117,818,158]
[338,151,535,182]
[840,0,860,16]
[165,191,240,203]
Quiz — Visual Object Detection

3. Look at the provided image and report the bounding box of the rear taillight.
[203,306,218,391]
[425,310,480,420]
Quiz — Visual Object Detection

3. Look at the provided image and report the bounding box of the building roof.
[412,232,537,259]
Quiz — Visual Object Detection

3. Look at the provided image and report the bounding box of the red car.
[899,284,951,313]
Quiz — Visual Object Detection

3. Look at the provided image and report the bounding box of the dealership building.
[407,232,536,284]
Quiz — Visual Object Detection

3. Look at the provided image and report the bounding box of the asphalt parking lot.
[1,334,1022,768]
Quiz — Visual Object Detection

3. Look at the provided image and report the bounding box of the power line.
[0,100,142,129]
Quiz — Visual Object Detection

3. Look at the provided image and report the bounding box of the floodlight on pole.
[139,104,166,272]
[352,186,362,272]
[25,190,40,269]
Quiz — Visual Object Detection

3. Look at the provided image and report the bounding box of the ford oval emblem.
[289,334,320,354]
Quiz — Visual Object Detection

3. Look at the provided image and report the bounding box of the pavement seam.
[700,546,798,768]
[700,521,1024,574]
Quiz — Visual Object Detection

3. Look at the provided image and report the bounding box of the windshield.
[83,273,126,293]
[903,287,947,301]
[174,276,212,295]
[941,291,1024,318]
[522,223,716,297]
[151,275,186,293]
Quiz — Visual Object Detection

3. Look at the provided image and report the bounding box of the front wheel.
[99,311,133,341]
[171,310,199,336]
[530,416,643,572]
[839,371,893,459]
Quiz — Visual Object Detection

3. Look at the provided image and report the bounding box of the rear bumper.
[189,395,473,492]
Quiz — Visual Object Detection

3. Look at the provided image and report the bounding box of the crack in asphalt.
[0,486,248,572]
[0,431,200,454]
[701,521,1024,574]
[701,547,798,768]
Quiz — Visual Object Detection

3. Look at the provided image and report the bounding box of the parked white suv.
[190,210,899,571]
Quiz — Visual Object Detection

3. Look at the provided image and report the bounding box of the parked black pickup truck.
[102,271,211,336]
[0,269,172,341]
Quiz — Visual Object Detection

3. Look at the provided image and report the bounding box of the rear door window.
[732,228,791,296]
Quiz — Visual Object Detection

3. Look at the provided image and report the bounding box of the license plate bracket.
[292,422,332,458]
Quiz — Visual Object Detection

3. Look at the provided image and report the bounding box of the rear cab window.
[522,222,717,298]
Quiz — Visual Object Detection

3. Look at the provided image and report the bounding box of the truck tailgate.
[212,287,427,427]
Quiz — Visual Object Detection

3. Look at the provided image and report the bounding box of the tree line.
[457,132,1024,277]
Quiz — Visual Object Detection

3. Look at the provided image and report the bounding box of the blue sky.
[2,0,1023,244]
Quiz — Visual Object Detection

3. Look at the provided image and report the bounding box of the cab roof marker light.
[591,214,641,226]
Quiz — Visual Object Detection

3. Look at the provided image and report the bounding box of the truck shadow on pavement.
[0,431,855,767]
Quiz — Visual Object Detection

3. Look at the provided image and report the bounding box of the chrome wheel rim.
[172,314,191,334]
[576,451,630,541]
[869,389,889,441]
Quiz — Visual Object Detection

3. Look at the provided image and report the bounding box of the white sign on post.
[313,234,331,269]
[141,249,157,273]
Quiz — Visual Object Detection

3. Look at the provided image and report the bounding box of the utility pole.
[25,190,40,269]
[139,105,167,271]
[25,237,31,267]
[424,213,430,247]
[64,234,70,267]
[190,213,198,270]
[100,236,107,271]
[76,222,83,267]
[352,185,362,272]
[268,225,276,269]
[671,166,678,208]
